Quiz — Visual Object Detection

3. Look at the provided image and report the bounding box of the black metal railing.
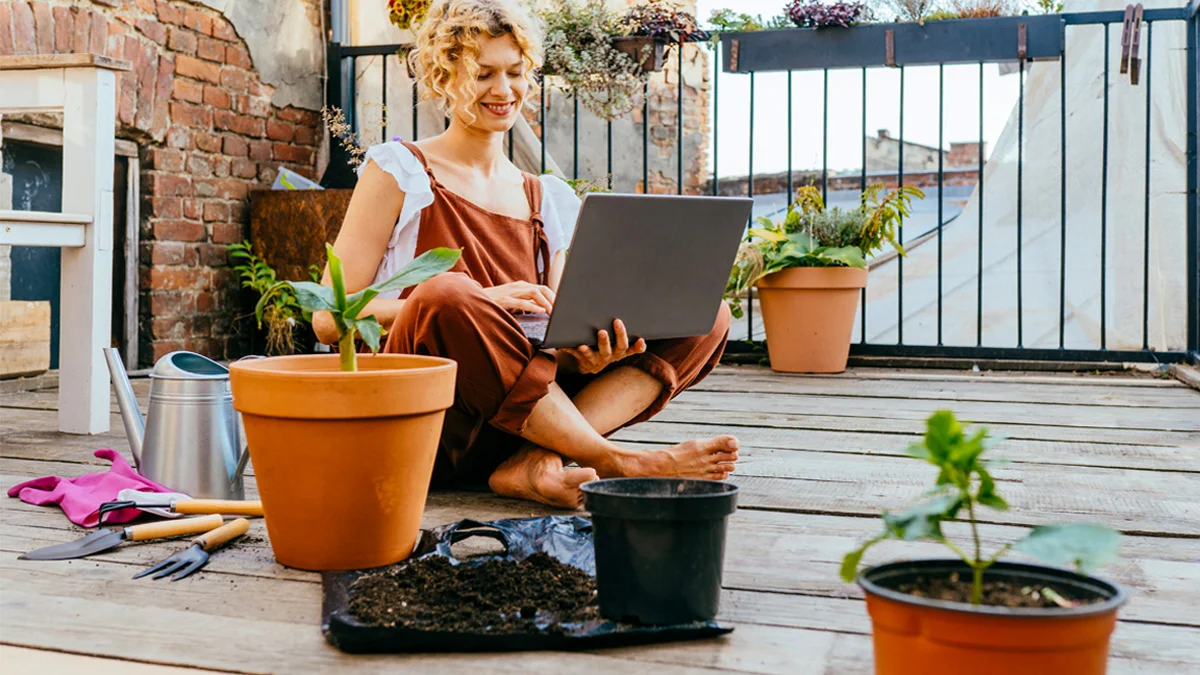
[327,5,1199,367]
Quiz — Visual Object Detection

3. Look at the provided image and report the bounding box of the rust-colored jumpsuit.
[381,142,731,487]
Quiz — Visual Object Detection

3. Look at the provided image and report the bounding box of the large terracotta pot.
[754,266,867,374]
[859,560,1127,675]
[229,354,456,571]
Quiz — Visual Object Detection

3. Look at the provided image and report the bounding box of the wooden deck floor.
[2,365,1199,674]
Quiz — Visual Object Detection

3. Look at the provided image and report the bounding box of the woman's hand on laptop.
[483,281,556,315]
[559,319,647,375]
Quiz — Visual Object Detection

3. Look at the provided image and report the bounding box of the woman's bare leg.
[488,367,737,507]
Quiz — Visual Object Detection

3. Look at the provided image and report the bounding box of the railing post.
[321,42,358,189]
[1188,8,1199,361]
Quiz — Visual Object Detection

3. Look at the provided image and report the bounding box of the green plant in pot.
[615,0,708,72]
[842,410,1126,675]
[228,241,320,356]
[539,0,644,120]
[724,184,922,373]
[228,244,461,571]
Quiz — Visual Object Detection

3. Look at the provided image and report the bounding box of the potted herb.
[725,185,922,373]
[538,0,643,120]
[228,241,321,356]
[615,0,708,73]
[228,244,461,571]
[841,410,1126,674]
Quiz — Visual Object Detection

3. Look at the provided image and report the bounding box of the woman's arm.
[311,161,408,345]
[548,250,566,293]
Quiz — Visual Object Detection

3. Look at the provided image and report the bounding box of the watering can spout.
[103,347,145,467]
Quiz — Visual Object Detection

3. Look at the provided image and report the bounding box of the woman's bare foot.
[613,435,740,480]
[488,446,599,509]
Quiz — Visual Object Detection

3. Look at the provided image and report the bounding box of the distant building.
[867,129,984,173]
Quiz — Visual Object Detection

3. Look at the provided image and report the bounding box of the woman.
[313,0,737,509]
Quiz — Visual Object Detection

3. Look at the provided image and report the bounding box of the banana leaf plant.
[257,243,461,372]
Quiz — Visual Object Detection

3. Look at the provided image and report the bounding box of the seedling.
[257,243,461,372]
[841,410,1122,605]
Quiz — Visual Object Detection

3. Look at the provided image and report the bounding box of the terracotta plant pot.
[612,36,667,72]
[229,354,456,571]
[859,560,1127,675]
[754,266,867,374]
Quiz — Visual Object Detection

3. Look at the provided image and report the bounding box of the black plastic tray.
[320,516,733,653]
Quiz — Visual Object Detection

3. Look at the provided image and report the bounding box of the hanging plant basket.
[611,36,668,72]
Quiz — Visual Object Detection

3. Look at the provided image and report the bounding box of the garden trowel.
[20,514,224,561]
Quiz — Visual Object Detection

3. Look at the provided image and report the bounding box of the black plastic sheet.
[321,515,733,653]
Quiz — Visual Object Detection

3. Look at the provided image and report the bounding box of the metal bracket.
[1129,3,1144,85]
[1017,23,1028,61]
[729,38,740,72]
[885,29,895,67]
[1120,5,1134,75]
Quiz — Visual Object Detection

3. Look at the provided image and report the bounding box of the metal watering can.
[103,348,251,500]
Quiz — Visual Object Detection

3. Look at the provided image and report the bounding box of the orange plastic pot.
[754,266,867,374]
[229,354,456,571]
[858,560,1127,675]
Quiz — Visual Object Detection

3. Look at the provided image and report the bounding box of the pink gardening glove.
[7,448,174,528]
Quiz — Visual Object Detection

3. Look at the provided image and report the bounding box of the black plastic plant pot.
[582,478,738,625]
[857,559,1127,675]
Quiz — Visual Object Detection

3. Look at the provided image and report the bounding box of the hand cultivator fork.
[135,517,250,581]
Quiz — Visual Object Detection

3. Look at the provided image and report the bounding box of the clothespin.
[1129,4,1144,85]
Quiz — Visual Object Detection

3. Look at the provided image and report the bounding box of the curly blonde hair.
[411,0,543,124]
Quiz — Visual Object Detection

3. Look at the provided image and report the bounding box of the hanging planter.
[611,36,667,73]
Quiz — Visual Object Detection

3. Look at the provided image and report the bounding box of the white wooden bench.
[0,54,130,435]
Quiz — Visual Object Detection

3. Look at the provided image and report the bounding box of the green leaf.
[1014,524,1122,574]
[368,247,462,295]
[978,493,1010,510]
[818,245,867,269]
[342,287,380,323]
[354,316,383,353]
[779,232,819,259]
[840,535,886,582]
[905,442,931,461]
[748,227,786,243]
[327,243,348,310]
[286,281,337,314]
[923,410,963,463]
[882,493,960,541]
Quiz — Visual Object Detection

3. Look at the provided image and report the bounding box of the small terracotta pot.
[859,560,1127,675]
[754,266,867,374]
[229,354,456,571]
[612,36,667,72]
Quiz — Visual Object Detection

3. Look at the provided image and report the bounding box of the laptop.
[518,193,753,350]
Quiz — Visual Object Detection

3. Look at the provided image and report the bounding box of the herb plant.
[786,0,872,28]
[706,8,792,33]
[621,0,708,43]
[228,241,319,356]
[840,410,1122,606]
[258,243,461,372]
[724,184,923,318]
[539,0,643,120]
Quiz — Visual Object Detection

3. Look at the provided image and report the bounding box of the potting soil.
[348,552,599,634]
[899,572,1104,608]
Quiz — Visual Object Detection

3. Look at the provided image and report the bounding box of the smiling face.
[454,32,528,133]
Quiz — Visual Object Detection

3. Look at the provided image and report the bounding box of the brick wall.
[0,0,322,366]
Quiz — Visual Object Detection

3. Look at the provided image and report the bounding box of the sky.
[695,0,1023,177]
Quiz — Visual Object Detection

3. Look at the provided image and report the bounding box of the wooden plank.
[716,365,1188,388]
[697,370,1200,408]
[2,120,139,158]
[671,390,1199,432]
[0,301,50,379]
[0,54,132,71]
[0,220,87,247]
[616,422,1200,473]
[0,646,227,674]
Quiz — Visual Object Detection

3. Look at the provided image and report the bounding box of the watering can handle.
[229,354,264,487]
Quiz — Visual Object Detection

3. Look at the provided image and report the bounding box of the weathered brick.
[198,243,230,268]
[170,101,212,129]
[224,45,251,70]
[172,78,203,103]
[273,144,313,164]
[156,0,182,25]
[195,291,216,313]
[105,17,124,60]
[265,120,294,143]
[134,42,158,131]
[219,68,247,92]
[212,156,231,178]
[201,201,230,222]
[88,9,107,56]
[154,219,206,242]
[146,195,183,220]
[211,19,237,42]
[182,198,202,220]
[187,153,213,177]
[153,316,194,339]
[211,222,244,245]
[165,126,193,149]
[195,178,248,200]
[248,140,271,162]
[248,80,273,98]
[235,94,270,118]
[0,5,12,55]
[229,201,247,222]
[176,54,220,84]
[135,0,157,14]
[202,86,230,110]
[182,7,212,35]
[12,2,35,54]
[31,2,53,54]
[231,157,257,179]
[258,164,278,186]
[293,124,317,146]
[149,241,187,266]
[136,18,166,45]
[71,6,90,53]
[147,149,186,172]
[231,114,264,137]
[149,289,194,314]
[197,35,224,62]
[276,107,318,126]
[118,34,138,125]
[166,26,195,54]
[149,173,192,197]
[222,135,248,157]
[50,5,72,53]
[150,56,176,140]
[194,132,222,153]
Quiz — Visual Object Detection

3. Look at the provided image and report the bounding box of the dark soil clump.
[348,553,599,634]
[898,572,1103,609]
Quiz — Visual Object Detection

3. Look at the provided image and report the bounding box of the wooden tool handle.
[194,518,250,551]
[128,514,223,542]
[173,500,264,517]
